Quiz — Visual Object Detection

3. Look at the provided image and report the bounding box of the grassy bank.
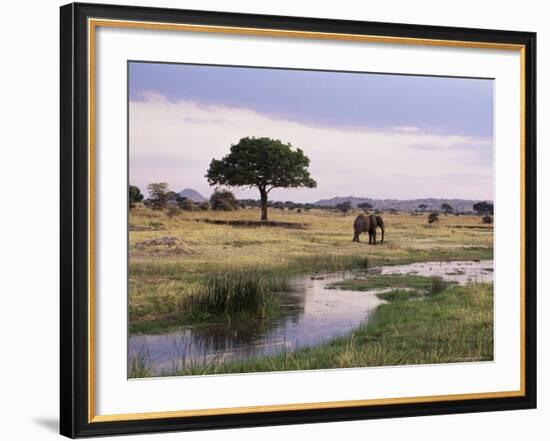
[141,282,493,377]
[129,254,372,333]
[129,207,493,332]
[328,273,451,293]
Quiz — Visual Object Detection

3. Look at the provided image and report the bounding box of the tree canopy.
[206,137,316,220]
[336,201,352,215]
[441,203,454,214]
[145,182,169,210]
[129,185,144,209]
[473,201,494,215]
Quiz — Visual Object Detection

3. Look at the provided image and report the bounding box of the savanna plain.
[129,206,493,378]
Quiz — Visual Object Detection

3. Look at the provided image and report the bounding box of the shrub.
[482,215,493,224]
[178,198,195,211]
[166,203,181,218]
[428,212,439,224]
[210,189,240,211]
[428,277,446,296]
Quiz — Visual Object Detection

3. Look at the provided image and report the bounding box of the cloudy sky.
[129,62,494,202]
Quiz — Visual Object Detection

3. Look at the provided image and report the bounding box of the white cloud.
[129,94,493,202]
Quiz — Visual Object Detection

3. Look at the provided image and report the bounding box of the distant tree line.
[130,182,386,216]
[130,183,207,213]
[238,199,317,211]
[130,182,344,214]
[130,182,495,224]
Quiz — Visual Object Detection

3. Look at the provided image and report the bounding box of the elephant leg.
[380,227,384,242]
[372,229,377,245]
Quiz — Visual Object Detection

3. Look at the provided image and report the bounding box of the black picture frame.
[60,2,537,438]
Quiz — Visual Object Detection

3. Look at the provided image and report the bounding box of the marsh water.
[380,259,493,285]
[129,260,493,376]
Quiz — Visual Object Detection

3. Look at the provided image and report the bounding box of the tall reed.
[428,277,447,296]
[187,269,289,319]
[128,341,152,378]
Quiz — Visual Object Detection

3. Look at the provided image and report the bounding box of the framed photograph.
[60,2,537,438]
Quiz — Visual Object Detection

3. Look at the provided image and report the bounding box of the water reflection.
[129,271,382,376]
[129,260,493,376]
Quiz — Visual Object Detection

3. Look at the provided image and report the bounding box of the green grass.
[288,254,370,273]
[329,274,452,293]
[146,282,493,377]
[376,289,421,302]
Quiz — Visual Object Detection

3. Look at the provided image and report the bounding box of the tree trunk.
[260,188,268,221]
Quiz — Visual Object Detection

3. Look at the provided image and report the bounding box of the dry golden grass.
[130,207,491,266]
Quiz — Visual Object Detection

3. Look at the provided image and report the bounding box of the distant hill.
[313,196,491,213]
[178,188,207,202]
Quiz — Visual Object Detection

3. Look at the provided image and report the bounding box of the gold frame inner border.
[87,17,527,424]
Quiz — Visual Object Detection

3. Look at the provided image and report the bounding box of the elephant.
[373,215,385,243]
[352,214,373,243]
[352,214,385,244]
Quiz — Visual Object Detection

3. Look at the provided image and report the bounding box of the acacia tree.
[441,202,454,215]
[336,201,352,216]
[206,137,316,221]
[146,182,169,210]
[473,201,494,216]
